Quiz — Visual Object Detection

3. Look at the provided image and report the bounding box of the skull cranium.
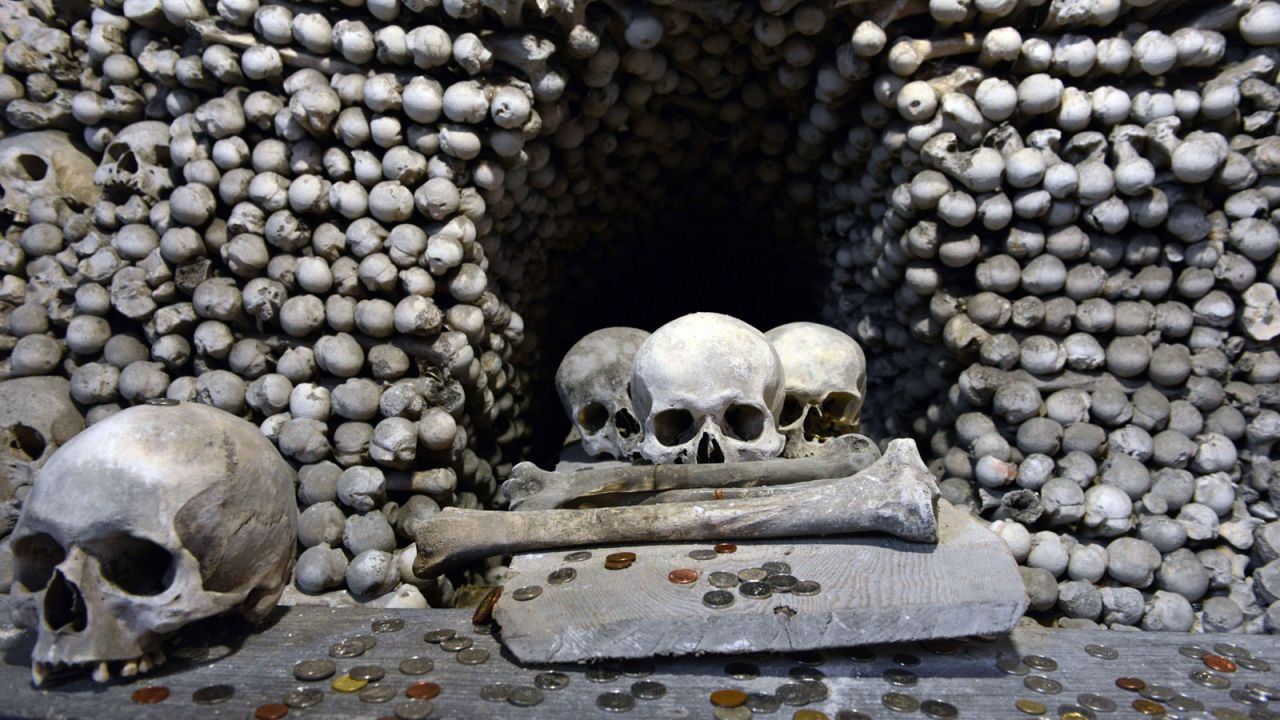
[556,327,650,460]
[94,121,175,202]
[632,312,785,464]
[9,401,297,685]
[766,322,867,459]
[0,377,85,515]
[0,131,100,224]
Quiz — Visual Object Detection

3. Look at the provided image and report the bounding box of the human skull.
[632,312,785,464]
[9,401,297,685]
[0,377,85,512]
[556,327,650,459]
[0,131,100,224]
[94,121,175,202]
[765,322,867,458]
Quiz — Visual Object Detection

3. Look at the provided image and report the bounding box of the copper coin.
[472,586,501,625]
[714,543,737,553]
[1116,677,1147,691]
[1204,654,1237,672]
[406,681,442,700]
[669,568,699,584]
[710,689,749,708]
[131,686,170,704]
[607,552,637,563]
[255,703,289,720]
[604,558,634,570]
[1132,698,1166,715]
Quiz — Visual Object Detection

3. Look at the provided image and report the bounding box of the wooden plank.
[494,500,1029,664]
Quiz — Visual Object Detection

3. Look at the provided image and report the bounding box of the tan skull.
[765,322,867,458]
[0,131,100,224]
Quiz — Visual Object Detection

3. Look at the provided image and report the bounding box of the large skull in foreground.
[9,401,297,685]
[766,322,867,458]
[556,327,650,459]
[632,313,785,464]
[0,131,100,223]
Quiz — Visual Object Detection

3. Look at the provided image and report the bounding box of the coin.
[1210,709,1249,720]
[472,586,501,624]
[794,711,829,720]
[1086,644,1119,660]
[587,665,621,683]
[629,680,667,699]
[883,668,918,687]
[893,653,921,667]
[790,666,826,681]
[726,661,761,679]
[715,707,753,720]
[406,681,442,700]
[373,617,406,633]
[669,568,699,584]
[360,685,398,703]
[792,650,825,666]
[711,689,749,707]
[620,659,655,677]
[835,712,872,720]
[283,687,324,708]
[295,658,337,681]
[352,634,378,651]
[399,656,434,675]
[440,636,473,652]
[535,671,571,690]
[1025,675,1063,694]
[920,699,959,719]
[715,543,738,553]
[607,551,637,563]
[473,622,495,635]
[605,557,634,570]
[506,681,542,702]
[1214,643,1250,659]
[1024,654,1058,671]
[776,683,815,706]
[800,680,829,703]
[1237,657,1271,672]
[1140,685,1175,702]
[171,645,210,663]
[192,684,235,705]
[1058,709,1091,720]
[763,561,792,574]
[597,691,636,712]
[147,398,179,406]
[768,574,799,592]
[997,656,1031,676]
[746,692,782,713]
[481,683,512,702]
[131,686,170,704]
[883,692,920,713]
[1015,698,1047,715]
[548,568,577,585]
[457,647,489,665]
[254,703,289,720]
[740,580,772,599]
[350,664,387,682]
[1116,676,1147,691]
[423,629,455,643]
[394,699,434,720]
[512,585,543,601]
[1190,670,1231,689]
[332,674,368,693]
[1231,687,1267,706]
[689,549,719,560]
[1180,644,1210,658]
[739,567,769,582]
[1077,693,1117,712]
[704,589,735,608]
[565,551,593,561]
[793,580,822,596]
[330,638,365,658]
[1205,654,1238,672]
[1246,682,1279,701]
[1166,694,1203,711]
[1132,698,1165,715]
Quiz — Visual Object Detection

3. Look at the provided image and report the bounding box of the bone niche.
[9,401,297,685]
[766,322,869,459]
[632,312,786,464]
[555,326,650,460]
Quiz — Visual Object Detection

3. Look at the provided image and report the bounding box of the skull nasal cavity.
[653,409,695,446]
[44,570,87,633]
[614,409,641,438]
[117,151,138,174]
[15,154,47,181]
[577,402,609,434]
[697,433,725,463]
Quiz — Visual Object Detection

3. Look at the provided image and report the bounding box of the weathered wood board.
[495,500,1028,664]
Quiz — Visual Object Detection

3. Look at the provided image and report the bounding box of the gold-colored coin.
[472,586,501,624]
[1015,698,1046,715]
[1061,713,1089,720]
[1132,698,1166,715]
[331,674,368,693]
[710,689,749,708]
[793,710,829,720]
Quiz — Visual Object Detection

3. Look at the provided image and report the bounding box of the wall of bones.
[0,0,1277,633]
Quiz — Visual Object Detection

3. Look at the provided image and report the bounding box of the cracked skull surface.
[8,402,297,685]
[766,322,868,459]
[555,326,649,459]
[632,312,786,464]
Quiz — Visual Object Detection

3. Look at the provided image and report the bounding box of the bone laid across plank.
[502,433,881,510]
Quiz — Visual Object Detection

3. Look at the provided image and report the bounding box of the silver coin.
[372,617,406,633]
[884,668,918,687]
[1190,670,1232,689]
[775,682,815,706]
[725,661,760,680]
[630,680,667,699]
[883,692,920,713]
[457,648,490,665]
[1025,675,1063,694]
[1179,644,1210,659]
[704,589,735,609]
[283,687,324,709]
[328,639,365,658]
[399,656,434,675]
[294,659,337,681]
[792,580,822,596]
[1167,694,1203,712]
[473,623,495,635]
[762,561,791,574]
[1140,685,1175,702]
[394,699,434,720]
[351,634,379,651]
[349,664,386,682]
[1237,656,1272,671]
[535,671,570,690]
[587,665,621,683]
[688,549,718,560]
[996,655,1030,676]
[440,636,473,652]
[192,684,235,705]
[597,691,636,712]
[800,680,829,702]
[359,685,398,703]
[709,571,740,588]
[714,708,752,720]
[508,686,546,707]
[920,699,959,719]
[746,692,782,713]
[620,660,655,677]
[565,551,593,562]
[1077,693,1116,712]
[512,585,543,601]
[481,683,512,702]
[767,574,798,592]
[423,629,455,643]
[790,666,825,681]
[547,567,577,585]
[1231,687,1268,706]
[1214,643,1251,659]
[1086,644,1119,660]
[1246,682,1280,701]
[1024,654,1058,671]
[739,567,769,582]
[740,581,772,599]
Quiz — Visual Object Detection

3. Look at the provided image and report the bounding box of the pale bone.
[189,19,364,75]
[414,439,938,578]
[766,322,868,459]
[502,433,880,510]
[0,131,100,224]
[888,34,981,76]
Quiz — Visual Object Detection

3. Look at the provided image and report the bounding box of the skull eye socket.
[725,404,766,442]
[577,402,609,434]
[6,423,47,461]
[779,395,804,426]
[105,142,127,161]
[15,154,47,181]
[821,392,858,420]
[653,409,695,446]
[12,533,64,592]
[614,409,641,438]
[86,534,176,596]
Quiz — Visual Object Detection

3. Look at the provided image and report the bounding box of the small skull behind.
[0,131,100,224]
[94,121,175,203]
[556,327,650,460]
[9,402,297,685]
[766,322,867,459]
[0,377,84,537]
[632,312,786,464]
